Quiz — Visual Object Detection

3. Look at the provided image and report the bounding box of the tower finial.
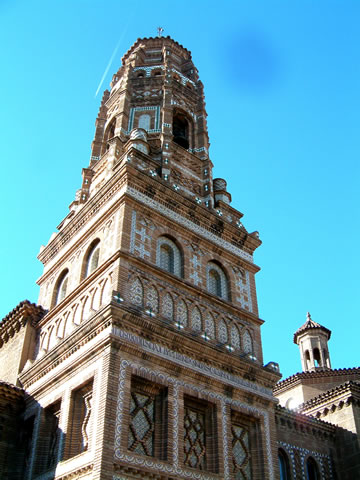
[306,312,311,321]
[157,27,164,37]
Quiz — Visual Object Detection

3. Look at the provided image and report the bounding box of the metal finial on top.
[157,27,164,37]
[306,312,312,321]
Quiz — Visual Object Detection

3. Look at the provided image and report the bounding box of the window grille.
[128,377,168,460]
[231,424,252,480]
[128,391,155,456]
[183,397,217,473]
[184,407,206,469]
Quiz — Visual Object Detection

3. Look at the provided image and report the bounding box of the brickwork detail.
[191,307,202,332]
[176,300,188,327]
[112,330,273,399]
[218,319,228,344]
[37,270,113,358]
[233,268,253,313]
[130,210,153,260]
[145,286,159,313]
[205,313,215,339]
[230,325,241,350]
[127,188,254,263]
[115,360,274,480]
[130,278,143,307]
[125,270,257,359]
[243,331,253,354]
[162,293,174,319]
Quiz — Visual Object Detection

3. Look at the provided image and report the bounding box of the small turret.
[294,313,332,372]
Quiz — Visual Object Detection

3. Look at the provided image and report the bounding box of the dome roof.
[293,312,332,344]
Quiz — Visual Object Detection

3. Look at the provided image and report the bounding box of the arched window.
[55,270,69,306]
[157,237,182,277]
[105,118,116,142]
[207,262,228,300]
[278,449,291,480]
[84,240,100,279]
[102,118,116,155]
[313,348,321,367]
[173,111,190,149]
[305,350,311,370]
[306,457,320,480]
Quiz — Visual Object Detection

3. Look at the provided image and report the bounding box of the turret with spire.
[294,312,332,372]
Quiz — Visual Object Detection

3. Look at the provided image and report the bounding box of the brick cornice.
[38,160,260,270]
[122,36,192,64]
[0,300,46,345]
[0,380,24,402]
[20,301,279,396]
[275,404,337,436]
[298,380,360,413]
[274,367,360,394]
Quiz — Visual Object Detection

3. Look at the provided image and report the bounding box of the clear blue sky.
[1,0,359,379]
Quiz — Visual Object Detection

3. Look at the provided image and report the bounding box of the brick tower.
[0,36,282,480]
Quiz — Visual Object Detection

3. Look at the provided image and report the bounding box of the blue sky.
[1,0,359,379]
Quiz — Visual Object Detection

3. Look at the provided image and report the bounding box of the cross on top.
[157,27,164,37]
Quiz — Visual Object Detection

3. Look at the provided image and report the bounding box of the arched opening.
[206,262,229,300]
[54,270,69,306]
[306,457,320,480]
[278,449,291,480]
[173,111,190,149]
[137,72,144,78]
[305,350,311,370]
[84,240,100,279]
[157,236,183,277]
[153,69,162,76]
[102,118,116,154]
[313,348,321,367]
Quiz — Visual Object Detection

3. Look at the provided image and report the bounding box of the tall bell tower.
[1,36,281,480]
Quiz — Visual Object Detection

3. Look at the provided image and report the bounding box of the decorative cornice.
[54,463,93,480]
[112,326,275,401]
[19,305,113,388]
[122,36,192,64]
[275,404,337,435]
[298,380,360,413]
[0,300,46,345]
[0,380,24,402]
[274,367,360,393]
